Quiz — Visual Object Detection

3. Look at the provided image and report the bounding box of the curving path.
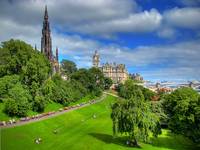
[1,92,116,129]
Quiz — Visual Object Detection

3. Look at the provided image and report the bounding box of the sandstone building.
[41,6,59,73]
[92,51,128,84]
[129,73,143,81]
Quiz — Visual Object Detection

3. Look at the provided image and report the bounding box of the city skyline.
[0,0,200,82]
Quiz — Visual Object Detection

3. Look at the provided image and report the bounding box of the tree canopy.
[60,59,77,75]
[163,87,200,142]
[111,80,161,147]
[0,39,112,118]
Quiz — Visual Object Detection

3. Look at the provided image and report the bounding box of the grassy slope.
[1,95,197,150]
[0,94,95,121]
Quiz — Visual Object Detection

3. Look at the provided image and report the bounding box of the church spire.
[44,5,48,20]
[56,47,59,61]
[41,5,52,60]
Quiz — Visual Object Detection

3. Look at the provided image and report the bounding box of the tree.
[0,39,34,77]
[22,52,51,86]
[118,79,155,101]
[4,83,31,117]
[4,98,18,116]
[41,78,56,102]
[163,87,200,142]
[111,90,161,147]
[104,77,113,90]
[33,95,46,112]
[0,75,20,101]
[71,68,104,96]
[61,59,77,75]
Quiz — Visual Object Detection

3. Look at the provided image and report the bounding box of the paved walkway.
[1,93,110,129]
[103,91,119,97]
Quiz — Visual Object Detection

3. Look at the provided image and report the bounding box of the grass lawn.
[0,94,95,121]
[1,95,198,150]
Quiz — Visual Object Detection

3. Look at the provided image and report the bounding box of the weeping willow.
[111,89,161,147]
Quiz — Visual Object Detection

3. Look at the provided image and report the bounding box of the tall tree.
[0,39,34,77]
[163,87,200,142]
[111,89,161,147]
[60,59,77,75]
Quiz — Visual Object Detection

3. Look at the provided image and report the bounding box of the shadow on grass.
[89,133,141,148]
[150,133,199,150]
[89,132,199,150]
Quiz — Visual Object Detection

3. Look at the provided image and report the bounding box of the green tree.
[104,77,113,90]
[111,90,161,147]
[33,95,46,112]
[4,83,31,117]
[22,52,51,86]
[118,79,155,101]
[4,98,18,116]
[163,87,200,142]
[60,59,77,75]
[0,75,20,101]
[0,39,34,77]
[42,78,56,102]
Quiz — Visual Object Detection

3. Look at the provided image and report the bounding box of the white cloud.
[178,0,200,6]
[0,0,162,38]
[0,0,200,81]
[157,27,177,39]
[164,7,200,29]
[73,9,162,35]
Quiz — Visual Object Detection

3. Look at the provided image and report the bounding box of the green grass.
[1,95,198,150]
[69,94,96,106]
[0,94,95,121]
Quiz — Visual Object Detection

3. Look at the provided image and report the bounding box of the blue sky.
[0,0,200,82]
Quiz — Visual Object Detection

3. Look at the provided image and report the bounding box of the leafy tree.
[0,75,20,101]
[4,83,31,117]
[118,79,155,101]
[71,68,90,92]
[104,77,113,90]
[70,80,87,100]
[22,52,51,86]
[0,39,34,77]
[60,59,77,75]
[4,98,18,116]
[111,89,161,147]
[42,78,56,102]
[163,87,200,142]
[33,95,46,112]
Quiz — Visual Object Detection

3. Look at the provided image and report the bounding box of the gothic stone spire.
[56,47,59,61]
[41,5,52,60]
[93,50,100,67]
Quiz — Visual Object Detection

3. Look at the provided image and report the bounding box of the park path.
[1,92,118,129]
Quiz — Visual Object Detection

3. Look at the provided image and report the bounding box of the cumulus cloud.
[0,0,200,81]
[164,7,200,29]
[73,9,162,35]
[157,27,177,39]
[178,0,200,6]
[0,0,162,38]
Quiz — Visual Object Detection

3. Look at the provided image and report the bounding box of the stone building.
[92,51,128,84]
[41,6,59,73]
[92,50,100,67]
[129,73,143,81]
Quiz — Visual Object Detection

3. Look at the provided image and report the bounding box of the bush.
[4,98,18,116]
[33,95,46,112]
[0,75,20,100]
[4,83,31,117]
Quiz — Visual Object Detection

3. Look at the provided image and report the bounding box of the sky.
[0,0,200,82]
